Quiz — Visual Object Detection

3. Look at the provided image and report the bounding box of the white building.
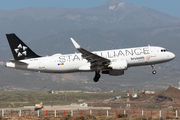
[132,93,137,98]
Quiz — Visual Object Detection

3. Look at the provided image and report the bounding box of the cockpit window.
[161,49,168,52]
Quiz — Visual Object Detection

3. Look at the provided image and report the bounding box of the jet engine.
[108,59,128,70]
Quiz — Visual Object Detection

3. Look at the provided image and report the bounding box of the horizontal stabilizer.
[9,60,28,65]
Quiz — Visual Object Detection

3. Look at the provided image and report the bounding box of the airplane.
[5,33,175,82]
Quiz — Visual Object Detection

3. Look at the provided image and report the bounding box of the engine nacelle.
[108,59,128,70]
[102,70,124,76]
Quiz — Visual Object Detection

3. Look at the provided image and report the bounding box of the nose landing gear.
[151,65,156,74]
[93,71,101,82]
[152,70,157,74]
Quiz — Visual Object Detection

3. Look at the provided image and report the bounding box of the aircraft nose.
[169,52,175,60]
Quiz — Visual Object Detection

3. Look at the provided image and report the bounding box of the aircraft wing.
[70,38,110,66]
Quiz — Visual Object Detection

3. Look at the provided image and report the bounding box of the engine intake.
[108,59,128,70]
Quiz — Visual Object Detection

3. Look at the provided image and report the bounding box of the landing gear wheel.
[93,72,101,82]
[95,74,100,78]
[93,77,99,82]
[151,65,157,75]
[152,70,156,74]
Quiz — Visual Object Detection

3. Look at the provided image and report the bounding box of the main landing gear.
[93,71,101,82]
[151,65,157,75]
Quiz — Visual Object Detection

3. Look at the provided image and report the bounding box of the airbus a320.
[5,34,175,82]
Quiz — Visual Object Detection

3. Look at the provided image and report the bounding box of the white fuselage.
[6,46,175,74]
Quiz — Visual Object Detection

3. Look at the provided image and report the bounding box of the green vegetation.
[145,103,159,109]
[0,91,126,108]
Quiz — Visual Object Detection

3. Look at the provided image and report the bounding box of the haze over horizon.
[0,0,179,17]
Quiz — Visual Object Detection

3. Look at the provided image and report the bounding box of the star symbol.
[14,44,27,57]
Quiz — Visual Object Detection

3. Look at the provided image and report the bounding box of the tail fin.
[6,33,40,60]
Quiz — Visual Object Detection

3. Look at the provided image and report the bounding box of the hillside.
[155,86,180,102]
[132,86,180,103]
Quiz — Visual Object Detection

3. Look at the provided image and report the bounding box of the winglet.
[70,38,81,49]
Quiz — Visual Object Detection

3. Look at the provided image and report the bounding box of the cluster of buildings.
[0,86,28,91]
[51,90,82,94]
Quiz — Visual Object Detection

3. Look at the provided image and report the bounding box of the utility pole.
[126,90,131,109]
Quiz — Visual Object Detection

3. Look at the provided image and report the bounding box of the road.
[0,105,111,110]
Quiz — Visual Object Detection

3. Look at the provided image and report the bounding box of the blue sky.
[0,0,179,17]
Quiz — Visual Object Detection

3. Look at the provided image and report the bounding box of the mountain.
[0,0,180,91]
[0,0,179,44]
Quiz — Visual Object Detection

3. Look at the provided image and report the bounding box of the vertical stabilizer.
[6,33,40,60]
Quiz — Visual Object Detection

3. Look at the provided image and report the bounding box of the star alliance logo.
[14,44,27,57]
